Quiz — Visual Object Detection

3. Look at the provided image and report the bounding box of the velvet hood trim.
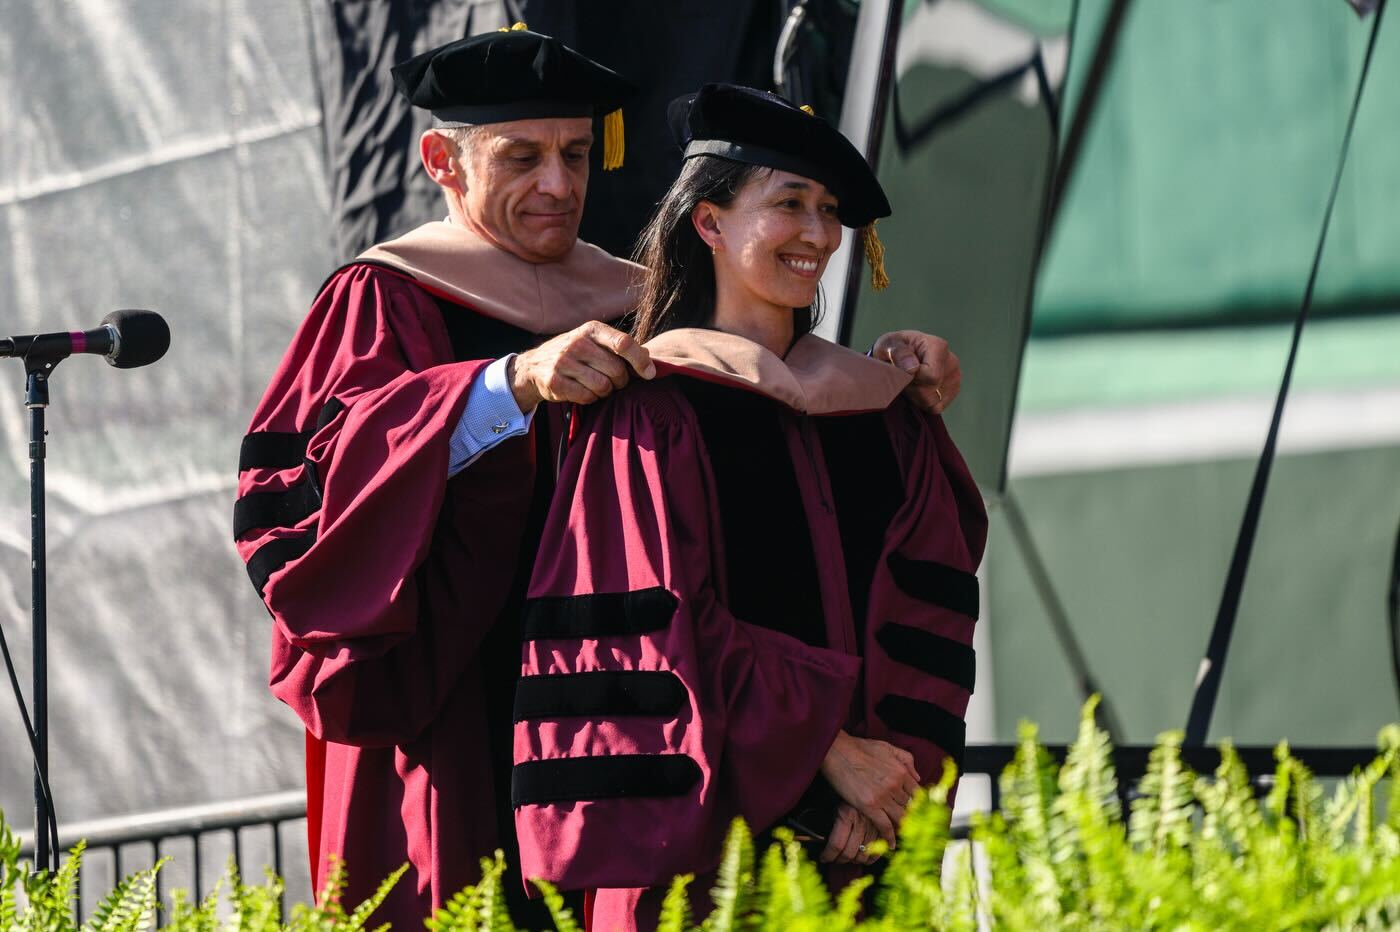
[646,328,911,415]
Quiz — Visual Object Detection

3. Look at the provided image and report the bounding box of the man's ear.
[691,200,723,251]
[420,130,465,193]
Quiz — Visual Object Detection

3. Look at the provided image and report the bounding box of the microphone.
[0,310,170,369]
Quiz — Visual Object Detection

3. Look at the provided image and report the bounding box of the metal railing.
[17,789,306,924]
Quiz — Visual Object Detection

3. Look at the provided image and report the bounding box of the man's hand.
[820,803,882,866]
[820,730,922,848]
[871,330,961,415]
[509,321,656,411]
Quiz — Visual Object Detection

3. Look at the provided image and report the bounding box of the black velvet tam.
[391,28,635,125]
[669,83,891,227]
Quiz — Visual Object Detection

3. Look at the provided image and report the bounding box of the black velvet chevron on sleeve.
[875,623,976,692]
[512,754,703,807]
[875,694,967,766]
[246,534,317,598]
[513,670,687,722]
[521,588,679,640]
[886,552,980,620]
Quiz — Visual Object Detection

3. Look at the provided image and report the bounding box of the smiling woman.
[512,85,986,932]
[630,84,891,354]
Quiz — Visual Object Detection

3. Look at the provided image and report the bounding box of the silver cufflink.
[491,420,509,434]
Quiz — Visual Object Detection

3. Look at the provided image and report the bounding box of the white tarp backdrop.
[0,0,332,853]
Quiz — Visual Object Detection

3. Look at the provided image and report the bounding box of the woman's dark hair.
[630,155,819,343]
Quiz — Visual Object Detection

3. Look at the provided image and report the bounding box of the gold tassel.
[863,222,890,291]
[603,108,625,171]
[498,21,529,31]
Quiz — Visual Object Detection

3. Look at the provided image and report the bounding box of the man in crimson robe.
[234,26,965,928]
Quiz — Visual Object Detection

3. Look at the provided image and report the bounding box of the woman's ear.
[691,200,723,252]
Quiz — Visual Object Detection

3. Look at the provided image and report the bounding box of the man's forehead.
[483,116,594,146]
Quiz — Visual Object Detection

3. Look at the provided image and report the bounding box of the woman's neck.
[710,286,796,358]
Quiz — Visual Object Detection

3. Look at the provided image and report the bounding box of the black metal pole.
[836,0,906,346]
[26,368,50,873]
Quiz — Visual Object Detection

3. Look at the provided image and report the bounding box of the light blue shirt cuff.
[448,355,536,476]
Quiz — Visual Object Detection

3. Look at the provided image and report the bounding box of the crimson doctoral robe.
[513,329,988,931]
[233,221,639,924]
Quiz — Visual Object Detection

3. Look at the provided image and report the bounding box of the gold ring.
[934,386,944,402]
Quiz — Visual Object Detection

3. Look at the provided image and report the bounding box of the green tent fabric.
[997,1,1400,745]
[846,0,1400,486]
[1038,0,1400,335]
[844,0,1400,746]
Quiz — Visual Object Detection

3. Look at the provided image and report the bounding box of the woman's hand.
[820,730,922,847]
[871,330,961,414]
[820,803,882,865]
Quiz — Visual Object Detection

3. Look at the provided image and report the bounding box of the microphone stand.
[2,312,166,874]
[24,358,52,873]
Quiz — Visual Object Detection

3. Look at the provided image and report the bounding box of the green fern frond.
[877,762,958,928]
[531,878,581,932]
[0,810,18,865]
[0,889,17,930]
[1128,729,1194,855]
[657,874,695,932]
[703,819,755,932]
[833,873,873,927]
[971,810,1040,932]
[85,873,138,932]
[347,862,407,929]
[1055,696,1130,925]
[429,851,514,932]
[937,841,979,932]
[1264,740,1295,825]
[1376,725,1400,838]
[427,881,484,931]
[162,884,220,932]
[284,854,345,929]
[1197,741,1263,856]
[1322,751,1391,857]
[754,837,790,926]
[0,811,19,931]
[1059,695,1121,825]
[782,829,831,920]
[43,839,86,923]
[999,720,1064,924]
[226,865,282,930]
[480,851,516,932]
[84,858,162,932]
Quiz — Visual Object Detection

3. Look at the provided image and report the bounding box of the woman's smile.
[779,253,822,277]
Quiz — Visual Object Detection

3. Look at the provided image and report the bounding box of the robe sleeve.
[234,263,505,746]
[860,400,989,789]
[512,382,862,892]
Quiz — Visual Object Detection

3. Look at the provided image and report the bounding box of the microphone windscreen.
[102,310,170,369]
